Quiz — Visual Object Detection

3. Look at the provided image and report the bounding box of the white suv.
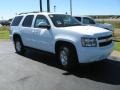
[10,12,113,70]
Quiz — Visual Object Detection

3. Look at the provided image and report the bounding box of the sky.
[0,0,120,20]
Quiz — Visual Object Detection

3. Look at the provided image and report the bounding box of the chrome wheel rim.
[16,41,21,52]
[60,48,68,66]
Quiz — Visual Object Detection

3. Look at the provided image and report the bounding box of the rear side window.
[11,16,23,26]
[22,15,34,27]
[83,17,95,24]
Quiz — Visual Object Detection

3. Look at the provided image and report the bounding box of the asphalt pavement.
[0,41,120,90]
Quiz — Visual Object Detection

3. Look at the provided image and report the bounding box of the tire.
[57,45,78,70]
[14,37,25,55]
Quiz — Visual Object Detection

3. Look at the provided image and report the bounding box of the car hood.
[59,26,111,36]
[96,23,113,31]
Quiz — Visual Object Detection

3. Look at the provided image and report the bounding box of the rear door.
[20,15,34,47]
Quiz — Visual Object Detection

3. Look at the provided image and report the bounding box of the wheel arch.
[13,33,21,42]
[55,40,77,54]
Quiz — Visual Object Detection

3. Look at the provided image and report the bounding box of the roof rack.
[18,11,40,15]
[18,11,52,15]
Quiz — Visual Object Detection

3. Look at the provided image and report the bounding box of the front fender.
[55,34,78,45]
[54,34,80,53]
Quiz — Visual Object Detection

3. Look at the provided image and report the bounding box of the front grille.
[98,35,112,47]
[98,35,112,40]
[99,40,112,47]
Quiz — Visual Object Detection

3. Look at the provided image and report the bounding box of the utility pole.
[1,16,3,20]
[47,0,50,12]
[54,5,56,12]
[70,0,72,15]
[39,0,42,12]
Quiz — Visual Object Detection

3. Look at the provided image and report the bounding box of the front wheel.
[58,45,78,70]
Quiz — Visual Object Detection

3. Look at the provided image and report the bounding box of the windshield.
[49,14,81,27]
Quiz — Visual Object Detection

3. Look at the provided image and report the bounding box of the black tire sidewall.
[58,45,78,70]
[14,38,25,54]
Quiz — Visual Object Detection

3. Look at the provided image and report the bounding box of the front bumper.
[76,42,114,63]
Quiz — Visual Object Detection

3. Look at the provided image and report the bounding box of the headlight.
[81,37,97,47]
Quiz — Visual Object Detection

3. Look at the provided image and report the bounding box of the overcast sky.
[0,0,120,20]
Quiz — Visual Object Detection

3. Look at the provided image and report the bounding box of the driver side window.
[34,15,50,28]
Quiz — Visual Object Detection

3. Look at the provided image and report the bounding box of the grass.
[114,42,120,52]
[0,26,10,39]
[113,29,120,41]
[96,19,120,29]
[96,19,120,41]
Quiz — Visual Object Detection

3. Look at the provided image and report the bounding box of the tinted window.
[83,17,95,24]
[22,15,34,27]
[34,15,50,28]
[75,17,81,22]
[11,16,23,26]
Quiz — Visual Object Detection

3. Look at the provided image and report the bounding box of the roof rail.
[18,11,40,15]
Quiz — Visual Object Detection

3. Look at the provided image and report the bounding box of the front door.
[33,15,54,52]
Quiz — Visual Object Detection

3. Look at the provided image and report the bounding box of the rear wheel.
[58,45,78,70]
[14,37,25,55]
